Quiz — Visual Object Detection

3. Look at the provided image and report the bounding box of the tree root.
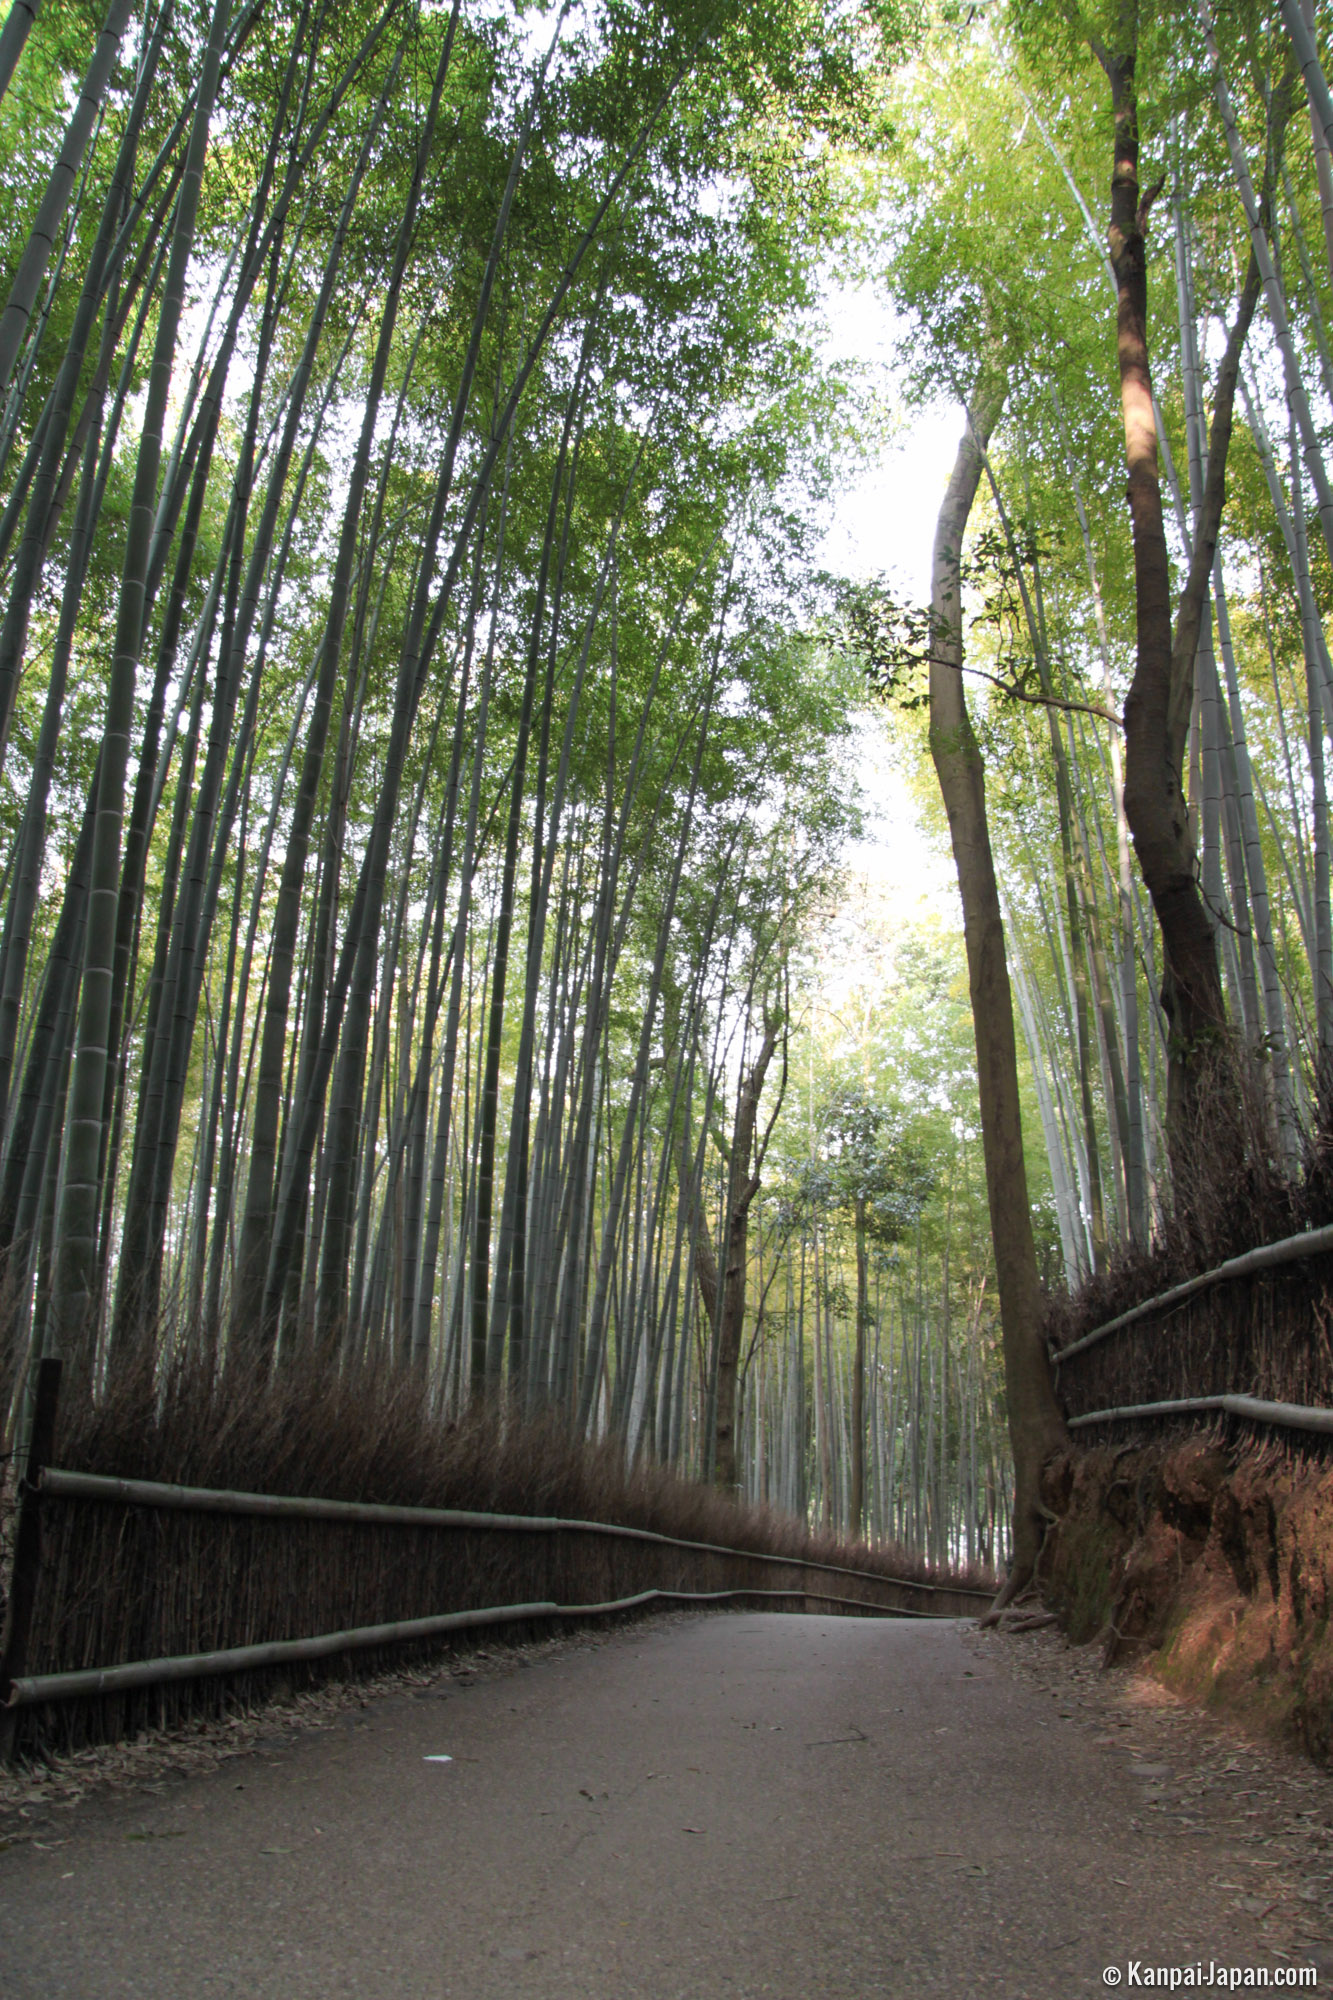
[978,1500,1060,1628]
[979,1568,1042,1628]
[978,1571,1055,1632]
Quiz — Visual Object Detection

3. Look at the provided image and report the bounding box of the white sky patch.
[815,278,962,597]
[820,402,962,597]
[809,277,963,959]
[811,713,961,1024]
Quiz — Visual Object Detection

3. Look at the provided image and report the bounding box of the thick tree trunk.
[713,1004,780,1492]
[926,370,1067,1603]
[0,0,42,110]
[1096,18,1262,1172]
[1101,34,1224,1156]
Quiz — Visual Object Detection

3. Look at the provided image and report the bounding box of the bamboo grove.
[0,0,908,1486]
[863,0,1333,1308]
[10,0,1333,1578]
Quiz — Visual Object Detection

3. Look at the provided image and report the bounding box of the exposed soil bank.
[1040,1440,1333,1761]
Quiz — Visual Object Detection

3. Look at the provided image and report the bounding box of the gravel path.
[2,1611,1332,1998]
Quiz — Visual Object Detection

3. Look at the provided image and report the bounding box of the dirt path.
[2,1611,1332,1998]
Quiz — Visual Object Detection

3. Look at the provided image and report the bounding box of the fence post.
[0,1355,62,1763]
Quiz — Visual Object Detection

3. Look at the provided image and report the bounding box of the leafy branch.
[827,532,1121,727]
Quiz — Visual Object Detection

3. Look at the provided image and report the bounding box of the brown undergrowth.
[1040,1435,1333,1764]
[28,1352,986,1580]
[1048,1069,1333,1419]
[1052,1057,1324,1338]
[1040,1088,1333,1416]
[1039,1071,1333,1758]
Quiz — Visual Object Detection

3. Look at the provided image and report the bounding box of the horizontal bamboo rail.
[1051,1222,1333,1365]
[37,1466,993,1600]
[1068,1392,1333,1437]
[4,1586,922,1709]
[0,1445,985,1745]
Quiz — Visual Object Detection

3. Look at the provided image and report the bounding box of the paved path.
[0,1613,1309,1998]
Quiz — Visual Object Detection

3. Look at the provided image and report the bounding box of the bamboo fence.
[0,1364,987,1760]
[1052,1224,1333,1439]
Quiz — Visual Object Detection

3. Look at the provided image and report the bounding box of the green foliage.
[832,524,1061,713]
[793,1080,935,1240]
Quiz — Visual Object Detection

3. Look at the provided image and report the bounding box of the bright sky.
[811,281,964,965]
[815,282,963,600]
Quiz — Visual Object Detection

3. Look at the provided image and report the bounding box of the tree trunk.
[1096,14,1261,1173]
[713,1003,780,1492]
[926,368,1067,1603]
